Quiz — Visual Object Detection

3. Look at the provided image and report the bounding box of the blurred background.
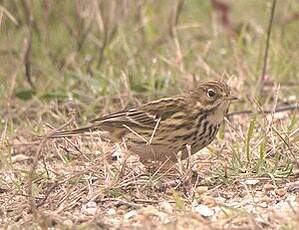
[1,2,299,228]
[0,0,298,128]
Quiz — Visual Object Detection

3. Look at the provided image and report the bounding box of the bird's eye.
[207,89,216,98]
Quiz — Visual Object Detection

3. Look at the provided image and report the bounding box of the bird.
[50,80,237,163]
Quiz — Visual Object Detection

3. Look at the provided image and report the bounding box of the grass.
[0,0,298,229]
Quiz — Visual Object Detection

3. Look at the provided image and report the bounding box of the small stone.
[158,212,171,224]
[194,204,214,217]
[141,205,161,216]
[258,202,268,208]
[124,210,137,220]
[264,183,275,191]
[275,188,287,197]
[214,197,226,204]
[243,179,260,185]
[196,186,209,195]
[273,113,286,119]
[286,181,299,192]
[63,219,73,227]
[229,201,241,208]
[107,208,116,215]
[261,195,272,204]
[288,95,297,101]
[159,201,173,213]
[12,154,31,163]
[285,194,297,203]
[81,201,97,216]
[201,196,216,207]
[86,201,97,208]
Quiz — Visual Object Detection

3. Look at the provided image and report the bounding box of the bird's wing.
[90,108,157,128]
[50,96,188,139]
[90,96,187,129]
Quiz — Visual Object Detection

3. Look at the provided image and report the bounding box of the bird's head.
[190,80,237,113]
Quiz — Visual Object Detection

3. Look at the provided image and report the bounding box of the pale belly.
[126,122,221,163]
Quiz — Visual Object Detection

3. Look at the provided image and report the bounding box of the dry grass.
[0,0,298,229]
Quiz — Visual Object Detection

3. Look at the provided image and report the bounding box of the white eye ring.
[207,89,216,98]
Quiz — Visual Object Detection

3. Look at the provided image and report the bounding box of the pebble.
[264,183,275,191]
[275,188,287,197]
[196,186,209,195]
[258,202,268,208]
[261,195,272,204]
[63,220,73,227]
[81,201,97,216]
[12,154,31,163]
[194,204,214,217]
[159,201,173,213]
[124,210,137,220]
[243,179,260,185]
[201,196,216,207]
[107,208,116,215]
[286,181,299,192]
[214,197,226,204]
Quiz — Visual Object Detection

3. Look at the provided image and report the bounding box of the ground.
[0,0,298,229]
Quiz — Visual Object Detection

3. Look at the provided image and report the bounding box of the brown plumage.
[51,80,237,163]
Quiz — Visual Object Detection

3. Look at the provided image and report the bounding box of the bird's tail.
[50,126,99,138]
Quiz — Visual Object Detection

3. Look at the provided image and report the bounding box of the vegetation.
[0,0,298,229]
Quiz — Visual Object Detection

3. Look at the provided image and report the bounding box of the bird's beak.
[225,95,238,101]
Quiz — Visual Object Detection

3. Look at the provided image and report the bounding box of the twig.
[28,117,75,214]
[57,132,91,161]
[251,96,295,159]
[96,1,118,68]
[36,182,59,208]
[28,138,46,215]
[99,198,143,208]
[0,119,8,147]
[24,21,34,88]
[227,104,298,117]
[169,0,185,37]
[151,158,175,179]
[123,124,148,143]
[0,5,18,26]
[169,0,186,73]
[22,0,35,88]
[132,198,160,204]
[224,116,245,141]
[272,126,295,159]
[149,117,161,144]
[210,0,235,37]
[260,0,276,82]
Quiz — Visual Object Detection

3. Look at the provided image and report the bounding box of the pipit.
[51,80,237,163]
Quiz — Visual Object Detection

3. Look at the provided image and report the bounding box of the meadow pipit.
[51,80,237,163]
